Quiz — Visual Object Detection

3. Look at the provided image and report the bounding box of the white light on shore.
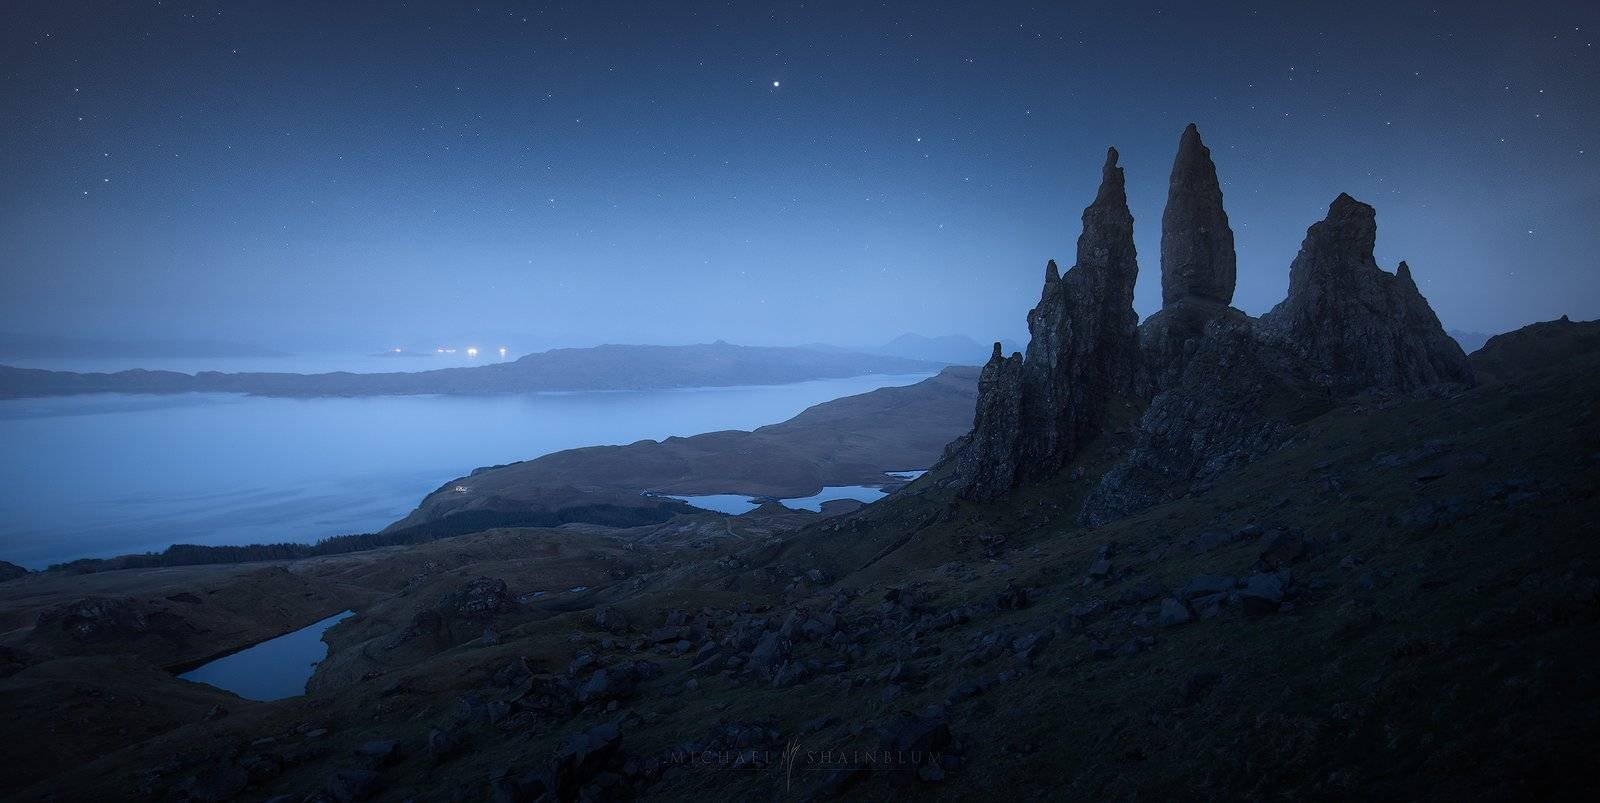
[498,346,508,358]
[466,347,479,357]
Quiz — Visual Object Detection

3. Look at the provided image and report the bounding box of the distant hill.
[384,365,980,533]
[1447,329,1494,354]
[0,341,944,399]
[874,333,989,364]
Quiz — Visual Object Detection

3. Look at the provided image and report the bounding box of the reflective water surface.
[0,373,929,568]
[177,610,355,701]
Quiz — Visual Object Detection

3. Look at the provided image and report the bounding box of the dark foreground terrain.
[2,316,1594,802]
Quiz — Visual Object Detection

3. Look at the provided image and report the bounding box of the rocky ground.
[1,318,1593,801]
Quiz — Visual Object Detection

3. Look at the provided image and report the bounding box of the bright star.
[772,80,780,88]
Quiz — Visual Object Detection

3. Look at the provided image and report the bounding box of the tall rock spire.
[1160,123,1236,307]
[950,147,1140,499]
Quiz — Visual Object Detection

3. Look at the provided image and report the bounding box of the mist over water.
[0,373,930,569]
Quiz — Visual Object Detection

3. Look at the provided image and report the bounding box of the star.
[772,80,780,88]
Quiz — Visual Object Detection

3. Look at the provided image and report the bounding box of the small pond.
[885,470,928,481]
[667,484,889,515]
[178,610,354,701]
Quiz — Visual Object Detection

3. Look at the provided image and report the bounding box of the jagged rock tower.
[947,124,1473,512]
[1160,123,1236,308]
[1139,124,1246,394]
[953,148,1140,500]
[1260,193,1474,393]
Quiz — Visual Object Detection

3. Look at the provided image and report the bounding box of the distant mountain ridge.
[0,342,943,399]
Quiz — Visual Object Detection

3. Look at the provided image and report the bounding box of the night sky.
[3,1,1596,353]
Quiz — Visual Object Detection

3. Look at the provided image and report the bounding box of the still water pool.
[177,610,355,701]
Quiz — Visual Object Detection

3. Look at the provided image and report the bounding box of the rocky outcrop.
[1083,315,1328,525]
[951,149,1141,500]
[952,344,1024,499]
[952,126,1475,521]
[1138,124,1242,395]
[1160,123,1236,308]
[0,561,27,583]
[35,597,152,641]
[397,577,518,648]
[1259,193,1473,394]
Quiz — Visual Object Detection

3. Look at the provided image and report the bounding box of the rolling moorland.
[0,125,1596,800]
[383,365,980,536]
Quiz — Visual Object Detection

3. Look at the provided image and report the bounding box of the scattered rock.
[1180,575,1235,600]
[324,768,381,802]
[1157,598,1194,627]
[595,606,629,633]
[355,739,399,765]
[428,728,463,763]
[551,723,622,800]
[1258,528,1306,569]
[1239,573,1285,614]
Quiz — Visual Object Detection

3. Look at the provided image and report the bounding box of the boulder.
[1239,573,1285,614]
[428,728,463,763]
[594,606,629,634]
[577,668,636,706]
[1258,528,1306,569]
[550,723,622,800]
[324,768,381,802]
[355,739,399,765]
[1180,575,1236,600]
[747,631,788,672]
[1157,598,1194,628]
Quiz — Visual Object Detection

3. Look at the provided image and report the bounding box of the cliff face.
[951,149,1141,500]
[947,125,1472,516]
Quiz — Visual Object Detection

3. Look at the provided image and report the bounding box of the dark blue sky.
[3,1,1596,352]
